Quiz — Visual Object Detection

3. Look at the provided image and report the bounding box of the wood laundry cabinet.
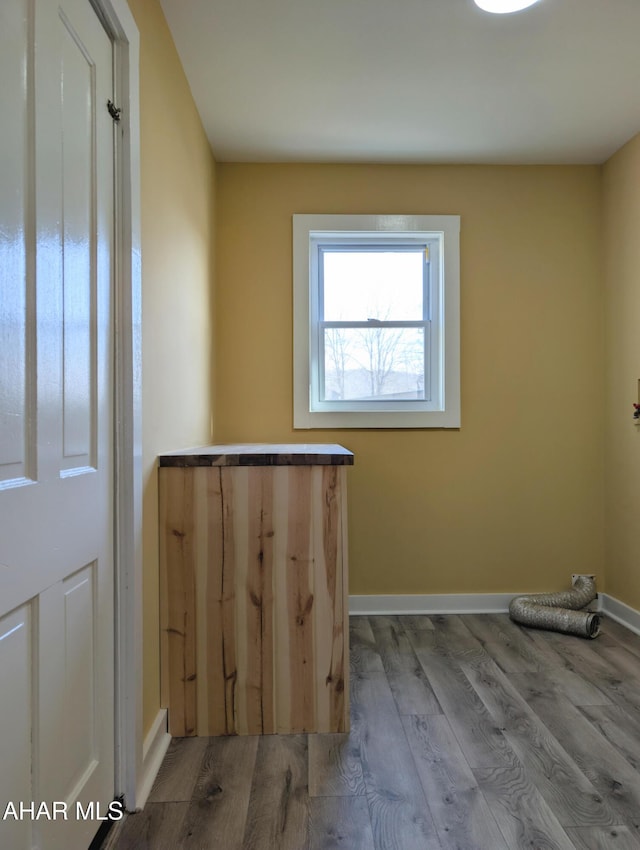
[158,444,353,737]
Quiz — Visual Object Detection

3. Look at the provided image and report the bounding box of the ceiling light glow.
[474,0,542,13]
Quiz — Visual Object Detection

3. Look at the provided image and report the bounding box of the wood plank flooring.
[104,615,640,850]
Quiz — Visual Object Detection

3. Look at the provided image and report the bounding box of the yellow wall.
[216,164,604,597]
[126,0,216,735]
[604,132,640,611]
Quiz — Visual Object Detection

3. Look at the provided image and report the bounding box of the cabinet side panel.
[228,467,249,734]
[198,467,228,735]
[273,467,292,732]
[220,467,239,734]
[313,465,347,732]
[284,466,316,733]
[311,466,331,731]
[159,467,197,736]
[339,466,350,731]
[245,467,275,734]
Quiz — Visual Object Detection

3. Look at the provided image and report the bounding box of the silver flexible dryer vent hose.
[508,575,600,639]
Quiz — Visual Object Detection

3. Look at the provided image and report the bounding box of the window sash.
[312,239,437,411]
[318,321,432,404]
[317,243,431,324]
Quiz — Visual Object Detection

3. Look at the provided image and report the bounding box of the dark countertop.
[158,443,354,468]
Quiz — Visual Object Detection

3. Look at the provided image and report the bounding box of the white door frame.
[89,0,145,811]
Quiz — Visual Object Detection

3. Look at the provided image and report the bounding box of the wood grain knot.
[185,673,197,682]
[205,784,223,800]
[295,594,314,626]
[170,528,186,539]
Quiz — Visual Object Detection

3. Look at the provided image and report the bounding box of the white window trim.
[293,214,461,429]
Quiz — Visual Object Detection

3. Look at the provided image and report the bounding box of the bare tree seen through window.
[322,250,426,401]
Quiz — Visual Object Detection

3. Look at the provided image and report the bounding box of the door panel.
[0,0,115,847]
[0,0,34,485]
[0,605,33,850]
[61,9,96,470]
[63,565,98,791]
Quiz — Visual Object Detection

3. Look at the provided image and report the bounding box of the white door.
[0,0,116,848]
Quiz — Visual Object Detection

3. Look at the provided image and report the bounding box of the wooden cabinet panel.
[159,446,352,737]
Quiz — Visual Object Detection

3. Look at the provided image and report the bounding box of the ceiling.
[159,0,640,164]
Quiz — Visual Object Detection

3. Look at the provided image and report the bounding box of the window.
[293,214,460,428]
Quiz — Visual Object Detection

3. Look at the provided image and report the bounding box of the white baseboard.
[135,709,171,810]
[349,593,513,616]
[599,593,640,637]
[348,592,640,637]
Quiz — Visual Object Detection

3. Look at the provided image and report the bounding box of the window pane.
[322,250,424,321]
[323,327,425,401]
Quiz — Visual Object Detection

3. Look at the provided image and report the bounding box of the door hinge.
[107,99,121,123]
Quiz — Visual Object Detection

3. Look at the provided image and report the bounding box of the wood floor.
[105,614,640,850]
